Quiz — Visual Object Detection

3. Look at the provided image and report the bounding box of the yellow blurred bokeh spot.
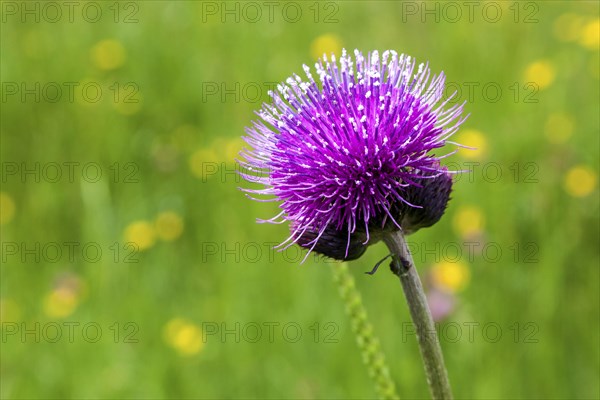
[189,147,220,179]
[91,39,126,70]
[310,34,343,60]
[564,166,597,198]
[0,192,16,225]
[453,206,485,238]
[164,318,204,356]
[523,60,556,90]
[579,19,600,50]
[155,211,184,241]
[124,221,157,251]
[0,298,21,322]
[544,112,575,144]
[225,138,245,162]
[456,130,488,160]
[43,288,79,318]
[430,261,471,293]
[553,13,585,42]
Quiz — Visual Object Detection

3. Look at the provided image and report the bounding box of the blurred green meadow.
[1,1,599,399]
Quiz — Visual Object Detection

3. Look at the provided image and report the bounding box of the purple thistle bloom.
[239,49,467,261]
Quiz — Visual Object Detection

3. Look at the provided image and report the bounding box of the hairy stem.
[382,230,453,400]
[332,262,399,400]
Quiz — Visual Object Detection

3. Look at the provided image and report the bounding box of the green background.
[1,1,599,399]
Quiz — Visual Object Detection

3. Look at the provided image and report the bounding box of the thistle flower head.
[239,49,467,260]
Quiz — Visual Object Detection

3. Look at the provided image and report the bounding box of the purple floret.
[239,49,467,260]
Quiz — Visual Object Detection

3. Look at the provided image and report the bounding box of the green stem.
[332,262,399,400]
[382,230,453,400]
